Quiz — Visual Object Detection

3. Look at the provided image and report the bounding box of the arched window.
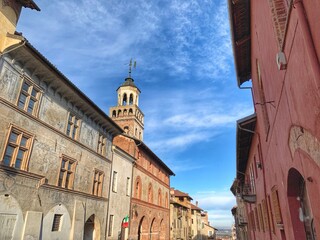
[118,109,122,117]
[135,177,141,199]
[129,109,133,115]
[158,189,162,206]
[148,183,153,203]
[122,93,127,106]
[124,126,129,134]
[165,192,168,208]
[123,109,127,116]
[135,128,137,136]
[139,132,141,140]
[129,94,134,105]
[112,110,116,117]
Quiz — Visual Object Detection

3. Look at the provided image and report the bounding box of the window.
[262,199,270,231]
[254,207,260,231]
[52,214,63,231]
[258,203,265,232]
[17,80,41,116]
[148,183,153,203]
[97,134,106,156]
[269,0,289,48]
[66,113,80,140]
[58,156,76,189]
[271,187,283,225]
[267,195,275,233]
[126,177,131,196]
[135,177,141,199]
[92,170,104,196]
[249,165,256,194]
[108,215,114,237]
[112,171,118,192]
[2,126,33,170]
[165,193,168,208]
[158,189,162,206]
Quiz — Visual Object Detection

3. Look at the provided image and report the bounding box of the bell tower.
[110,66,144,140]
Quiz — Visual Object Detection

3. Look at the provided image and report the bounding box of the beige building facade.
[107,146,135,240]
[0,1,124,239]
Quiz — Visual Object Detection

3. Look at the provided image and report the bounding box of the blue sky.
[18,0,253,228]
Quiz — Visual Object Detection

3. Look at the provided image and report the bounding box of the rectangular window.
[2,126,33,170]
[58,156,76,189]
[250,211,256,231]
[52,214,63,231]
[112,171,118,192]
[108,215,114,237]
[269,0,289,48]
[249,165,256,194]
[66,113,80,140]
[17,80,41,116]
[92,170,104,196]
[258,203,265,232]
[271,187,283,225]
[254,207,260,231]
[267,195,275,233]
[126,177,131,196]
[97,133,106,155]
[262,199,270,231]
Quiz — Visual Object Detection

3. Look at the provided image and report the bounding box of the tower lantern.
[110,62,144,140]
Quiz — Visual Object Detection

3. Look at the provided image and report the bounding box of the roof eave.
[18,0,41,11]
[228,0,252,87]
[236,113,256,180]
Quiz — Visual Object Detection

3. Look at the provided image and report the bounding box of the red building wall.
[235,0,320,239]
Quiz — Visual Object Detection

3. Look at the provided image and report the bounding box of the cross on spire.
[128,58,137,78]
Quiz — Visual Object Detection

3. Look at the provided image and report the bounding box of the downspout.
[293,0,320,90]
[237,124,271,240]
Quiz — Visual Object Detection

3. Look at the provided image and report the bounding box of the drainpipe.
[293,0,320,90]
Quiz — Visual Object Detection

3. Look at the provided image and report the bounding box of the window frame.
[126,177,131,196]
[1,125,34,171]
[108,215,114,237]
[92,169,104,197]
[65,112,81,140]
[97,133,106,156]
[52,214,63,232]
[16,78,42,116]
[112,171,118,193]
[57,155,77,189]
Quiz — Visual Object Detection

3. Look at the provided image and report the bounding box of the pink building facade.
[229,0,320,240]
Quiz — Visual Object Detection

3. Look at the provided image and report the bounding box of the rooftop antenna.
[128,58,137,78]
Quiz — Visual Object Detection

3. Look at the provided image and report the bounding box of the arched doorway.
[84,214,100,240]
[159,219,165,240]
[137,216,145,240]
[150,218,159,240]
[287,168,316,240]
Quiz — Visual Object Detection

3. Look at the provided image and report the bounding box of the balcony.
[237,216,248,226]
[240,183,256,203]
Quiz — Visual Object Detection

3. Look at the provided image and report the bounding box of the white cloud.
[192,190,236,228]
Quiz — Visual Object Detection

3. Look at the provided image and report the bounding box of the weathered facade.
[107,145,135,240]
[0,1,123,239]
[190,202,203,240]
[229,0,320,239]
[170,189,192,240]
[110,77,174,240]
